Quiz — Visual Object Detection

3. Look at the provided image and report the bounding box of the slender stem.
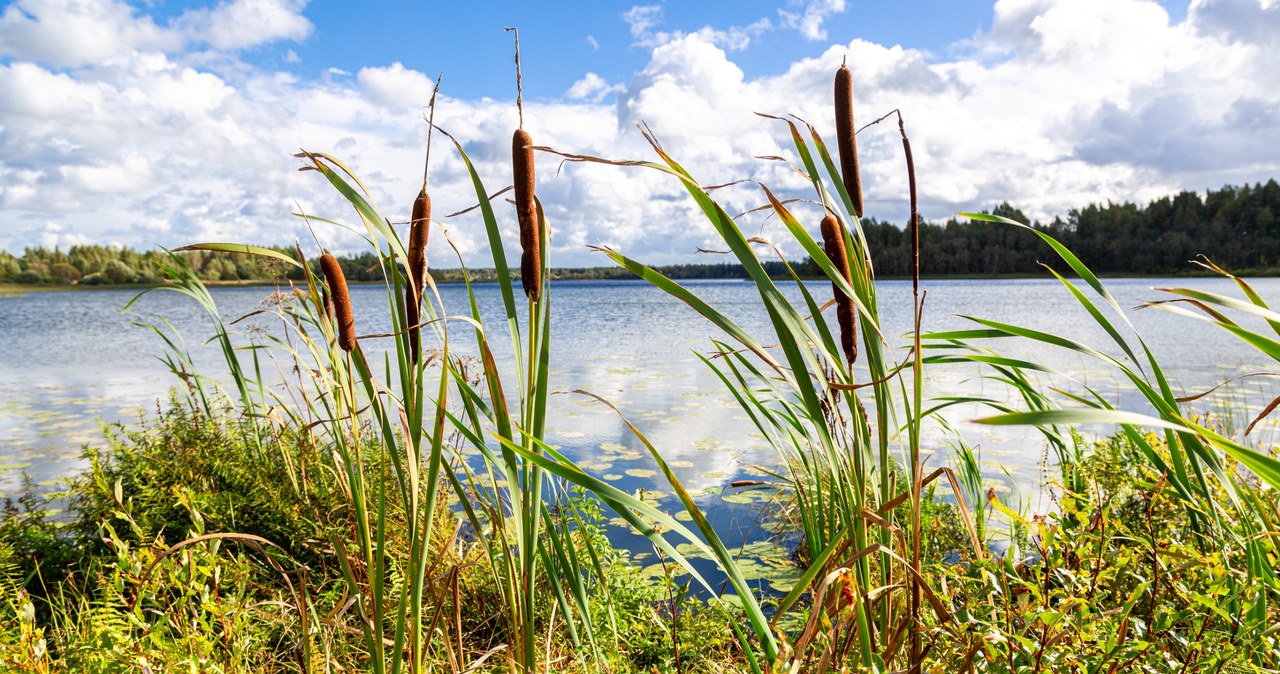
[899,111,924,674]
[505,27,524,129]
[422,74,442,189]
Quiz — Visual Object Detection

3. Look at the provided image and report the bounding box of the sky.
[0,0,1276,267]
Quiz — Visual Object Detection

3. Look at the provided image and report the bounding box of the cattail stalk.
[320,253,355,352]
[899,114,923,674]
[835,60,865,218]
[508,27,541,301]
[820,214,858,366]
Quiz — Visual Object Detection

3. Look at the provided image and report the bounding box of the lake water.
[3,277,1278,581]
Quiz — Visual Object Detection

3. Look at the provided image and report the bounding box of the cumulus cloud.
[2,0,1280,267]
[623,4,772,51]
[178,0,313,51]
[565,72,623,103]
[0,0,311,69]
[0,0,180,67]
[778,0,847,41]
[358,62,437,108]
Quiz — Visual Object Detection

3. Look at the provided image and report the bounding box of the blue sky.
[0,0,1276,266]
[276,1,992,99]
[132,0,1191,99]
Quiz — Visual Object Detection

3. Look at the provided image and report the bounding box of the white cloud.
[779,0,847,41]
[623,5,663,38]
[178,0,313,50]
[565,72,622,102]
[623,4,772,51]
[358,62,436,108]
[0,0,180,67]
[2,0,1280,270]
[0,0,311,68]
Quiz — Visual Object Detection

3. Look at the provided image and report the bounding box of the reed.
[319,253,355,352]
[508,27,541,302]
[834,61,864,218]
[406,75,439,365]
[513,128,540,301]
[406,187,430,362]
[820,212,857,366]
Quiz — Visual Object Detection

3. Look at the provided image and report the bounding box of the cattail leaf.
[300,151,408,263]
[978,409,1280,492]
[172,243,303,269]
[1156,287,1280,326]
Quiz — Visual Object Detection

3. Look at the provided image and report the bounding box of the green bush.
[11,270,45,284]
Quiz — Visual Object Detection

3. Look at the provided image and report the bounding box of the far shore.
[5,268,1279,296]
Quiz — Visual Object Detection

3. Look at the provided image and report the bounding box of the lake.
[3,276,1278,579]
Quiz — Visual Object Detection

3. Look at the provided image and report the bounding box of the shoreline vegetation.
[4,180,1280,291]
[5,52,1280,673]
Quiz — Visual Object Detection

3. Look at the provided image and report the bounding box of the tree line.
[855,180,1280,277]
[3,180,1278,285]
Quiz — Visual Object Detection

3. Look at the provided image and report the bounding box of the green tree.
[49,262,81,284]
[103,260,135,284]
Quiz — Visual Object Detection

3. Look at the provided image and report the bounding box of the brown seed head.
[405,186,429,364]
[404,284,421,363]
[408,187,431,303]
[320,285,334,326]
[903,134,919,296]
[834,63,864,218]
[319,253,355,352]
[512,127,541,301]
[820,214,857,366]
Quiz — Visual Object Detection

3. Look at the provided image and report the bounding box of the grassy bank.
[7,404,1274,671]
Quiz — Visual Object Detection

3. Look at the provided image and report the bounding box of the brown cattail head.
[408,186,431,302]
[405,186,430,364]
[820,213,858,366]
[834,63,865,218]
[404,284,421,363]
[320,285,334,326]
[512,127,541,301]
[319,253,355,352]
[903,133,919,297]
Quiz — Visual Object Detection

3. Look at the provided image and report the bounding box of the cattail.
[834,62,864,218]
[319,253,355,352]
[404,285,421,363]
[513,128,541,301]
[320,285,335,326]
[408,187,431,296]
[406,187,430,363]
[820,213,857,366]
[903,133,919,296]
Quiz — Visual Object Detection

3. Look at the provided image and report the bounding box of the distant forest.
[3,180,1278,286]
